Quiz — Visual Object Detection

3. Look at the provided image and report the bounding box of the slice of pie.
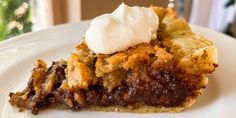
[9,5,218,114]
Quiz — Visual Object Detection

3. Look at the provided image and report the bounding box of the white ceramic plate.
[0,21,236,118]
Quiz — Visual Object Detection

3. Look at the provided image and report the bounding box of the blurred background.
[0,0,235,41]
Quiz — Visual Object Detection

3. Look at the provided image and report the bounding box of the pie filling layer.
[9,43,205,114]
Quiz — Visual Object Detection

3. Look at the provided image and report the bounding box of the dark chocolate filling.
[9,61,199,114]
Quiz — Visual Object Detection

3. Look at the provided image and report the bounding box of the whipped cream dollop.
[85,3,159,54]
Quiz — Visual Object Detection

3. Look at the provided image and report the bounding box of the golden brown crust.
[95,43,156,77]
[66,53,94,89]
[151,6,218,75]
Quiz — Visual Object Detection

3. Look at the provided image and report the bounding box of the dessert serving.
[9,3,218,114]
